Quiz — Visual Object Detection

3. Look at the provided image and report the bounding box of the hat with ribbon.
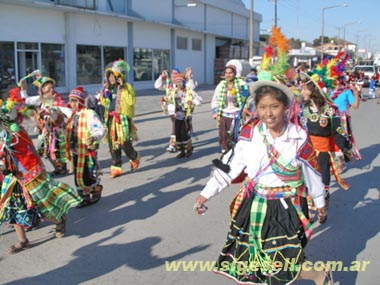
[69,86,87,105]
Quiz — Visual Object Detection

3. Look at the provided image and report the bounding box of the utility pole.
[268,0,279,27]
[274,0,278,27]
[249,0,254,65]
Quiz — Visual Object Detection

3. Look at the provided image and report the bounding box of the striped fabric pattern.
[66,110,92,192]
[27,171,81,220]
[110,114,130,151]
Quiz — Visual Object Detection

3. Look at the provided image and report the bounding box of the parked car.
[352,65,376,87]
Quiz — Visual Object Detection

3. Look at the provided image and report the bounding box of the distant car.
[352,65,376,87]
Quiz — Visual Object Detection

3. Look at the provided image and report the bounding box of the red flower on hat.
[9,88,25,104]
[317,81,325,89]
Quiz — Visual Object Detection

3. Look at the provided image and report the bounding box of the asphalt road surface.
[0,86,379,285]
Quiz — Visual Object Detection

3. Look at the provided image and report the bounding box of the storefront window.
[104,46,125,69]
[0,42,16,97]
[77,45,101,85]
[41,43,65,87]
[153,49,170,80]
[133,48,152,81]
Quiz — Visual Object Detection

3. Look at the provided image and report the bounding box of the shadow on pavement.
[4,228,209,285]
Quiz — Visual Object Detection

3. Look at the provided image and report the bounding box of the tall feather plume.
[260,45,274,71]
[270,26,290,78]
[269,26,290,55]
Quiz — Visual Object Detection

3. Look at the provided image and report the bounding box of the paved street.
[0,86,379,285]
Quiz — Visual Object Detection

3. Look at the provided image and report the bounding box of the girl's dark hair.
[303,80,326,112]
[254,86,289,107]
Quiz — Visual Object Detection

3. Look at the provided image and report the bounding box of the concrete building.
[0,0,262,94]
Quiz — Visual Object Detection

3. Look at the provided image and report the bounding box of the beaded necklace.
[217,78,242,119]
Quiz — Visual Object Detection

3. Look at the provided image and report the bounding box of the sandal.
[76,194,91,208]
[90,185,103,204]
[7,239,31,254]
[55,215,67,238]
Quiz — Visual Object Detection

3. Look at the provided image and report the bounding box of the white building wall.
[233,14,248,40]
[133,22,171,49]
[206,7,232,37]
[0,0,262,91]
[75,14,129,46]
[175,4,205,31]
[0,4,65,42]
[205,35,216,84]
[131,0,172,23]
[132,22,172,90]
[174,29,205,83]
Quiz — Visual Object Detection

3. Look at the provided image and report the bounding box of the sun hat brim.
[249,80,294,102]
[298,71,334,103]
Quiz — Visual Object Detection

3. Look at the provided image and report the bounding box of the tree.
[313,36,330,47]
[289,38,302,49]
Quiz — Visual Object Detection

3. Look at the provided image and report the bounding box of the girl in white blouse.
[195,80,333,285]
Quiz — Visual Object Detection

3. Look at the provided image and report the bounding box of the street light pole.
[249,0,254,65]
[343,21,361,50]
[321,3,348,61]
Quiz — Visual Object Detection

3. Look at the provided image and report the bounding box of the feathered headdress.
[258,26,295,84]
[270,26,291,79]
[112,59,130,81]
[302,51,349,102]
[312,51,349,89]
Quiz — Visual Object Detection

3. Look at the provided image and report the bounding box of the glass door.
[17,42,39,95]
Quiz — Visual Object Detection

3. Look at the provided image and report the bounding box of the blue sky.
[242,0,378,54]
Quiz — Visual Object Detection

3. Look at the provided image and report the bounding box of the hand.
[194,195,208,215]
[117,77,123,86]
[185,67,192,79]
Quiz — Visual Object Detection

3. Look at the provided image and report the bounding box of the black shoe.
[76,194,91,208]
[185,147,194,157]
[176,151,186,158]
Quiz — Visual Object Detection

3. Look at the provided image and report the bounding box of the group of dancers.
[194,27,362,285]
[0,25,363,284]
[0,59,139,253]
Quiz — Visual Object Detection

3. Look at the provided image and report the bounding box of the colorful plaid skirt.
[25,171,82,221]
[214,191,309,285]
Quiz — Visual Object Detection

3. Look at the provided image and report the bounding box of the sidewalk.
[61,84,216,117]
[134,84,215,116]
